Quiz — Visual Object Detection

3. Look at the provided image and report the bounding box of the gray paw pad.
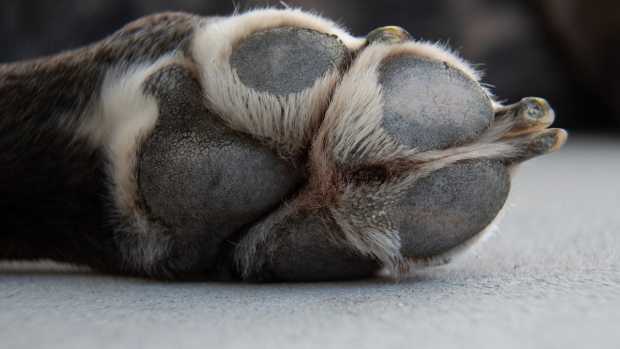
[261,210,380,282]
[138,65,304,266]
[231,27,348,95]
[140,117,304,265]
[379,56,494,151]
[390,160,510,258]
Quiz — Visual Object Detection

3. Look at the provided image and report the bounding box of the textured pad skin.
[256,209,381,282]
[231,27,348,95]
[379,56,494,151]
[139,65,304,268]
[390,160,510,258]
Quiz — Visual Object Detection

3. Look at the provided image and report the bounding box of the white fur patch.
[191,8,363,156]
[82,55,178,212]
[194,8,363,54]
[77,54,180,272]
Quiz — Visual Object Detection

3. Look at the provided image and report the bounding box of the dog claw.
[366,26,412,45]
[508,128,568,163]
[496,97,555,136]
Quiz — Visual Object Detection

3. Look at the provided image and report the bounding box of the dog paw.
[110,9,566,280]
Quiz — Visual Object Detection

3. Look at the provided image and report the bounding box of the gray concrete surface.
[1,135,619,349]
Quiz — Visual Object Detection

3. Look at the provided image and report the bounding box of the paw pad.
[231,27,348,95]
[379,54,493,152]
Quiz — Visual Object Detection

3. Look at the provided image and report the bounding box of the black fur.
[0,13,200,272]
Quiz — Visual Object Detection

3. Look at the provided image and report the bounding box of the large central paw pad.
[132,9,566,280]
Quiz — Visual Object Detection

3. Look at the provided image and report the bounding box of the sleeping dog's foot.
[0,9,566,281]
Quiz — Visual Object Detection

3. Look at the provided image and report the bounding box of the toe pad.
[231,27,348,95]
[379,55,494,151]
[391,160,510,258]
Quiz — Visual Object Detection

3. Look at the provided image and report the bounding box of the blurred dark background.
[1,0,619,133]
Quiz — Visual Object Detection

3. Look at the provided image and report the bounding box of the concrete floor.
[1,135,619,349]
